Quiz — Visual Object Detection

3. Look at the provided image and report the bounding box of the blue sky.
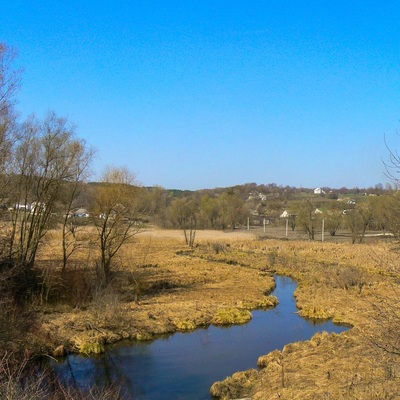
[2,1,400,190]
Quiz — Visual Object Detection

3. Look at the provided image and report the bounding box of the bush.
[212,242,226,254]
[212,307,252,325]
[334,266,366,291]
[0,262,38,352]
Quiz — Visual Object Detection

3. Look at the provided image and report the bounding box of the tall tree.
[344,199,375,244]
[379,193,400,237]
[296,200,321,240]
[219,191,245,230]
[169,197,199,248]
[0,43,22,201]
[60,140,94,271]
[7,112,91,268]
[0,42,22,119]
[200,195,221,229]
[324,204,343,236]
[92,167,142,285]
[146,185,169,226]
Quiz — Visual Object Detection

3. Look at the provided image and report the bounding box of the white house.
[314,188,326,195]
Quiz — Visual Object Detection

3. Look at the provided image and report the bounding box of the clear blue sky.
[2,1,400,190]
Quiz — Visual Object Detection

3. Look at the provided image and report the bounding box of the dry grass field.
[32,226,400,399]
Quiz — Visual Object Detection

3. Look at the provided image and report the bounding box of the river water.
[53,276,349,399]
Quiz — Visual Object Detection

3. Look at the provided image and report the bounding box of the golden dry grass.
[207,239,400,399]
[35,227,400,398]
[38,228,276,353]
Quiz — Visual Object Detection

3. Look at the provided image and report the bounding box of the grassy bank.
[1,227,399,399]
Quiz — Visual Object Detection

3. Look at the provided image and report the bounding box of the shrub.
[75,340,105,355]
[173,319,197,331]
[334,266,366,291]
[212,242,226,254]
[212,307,252,325]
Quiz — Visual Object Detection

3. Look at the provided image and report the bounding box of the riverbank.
[53,276,348,400]
[209,237,400,399]
[13,228,400,398]
[38,229,279,356]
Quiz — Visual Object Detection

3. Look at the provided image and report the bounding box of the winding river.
[53,276,349,399]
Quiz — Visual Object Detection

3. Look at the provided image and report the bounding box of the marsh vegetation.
[1,227,399,399]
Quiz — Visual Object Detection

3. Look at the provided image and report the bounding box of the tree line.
[1,41,400,283]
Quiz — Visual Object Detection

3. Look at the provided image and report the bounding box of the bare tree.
[381,138,400,237]
[92,166,142,285]
[366,136,400,361]
[146,185,169,226]
[200,195,222,229]
[383,133,400,186]
[343,206,363,244]
[7,112,90,269]
[344,200,375,244]
[0,43,22,201]
[60,142,94,271]
[324,204,343,236]
[296,200,321,240]
[169,197,199,248]
[0,42,22,119]
[219,191,246,230]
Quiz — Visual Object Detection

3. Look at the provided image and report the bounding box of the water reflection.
[54,276,349,400]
